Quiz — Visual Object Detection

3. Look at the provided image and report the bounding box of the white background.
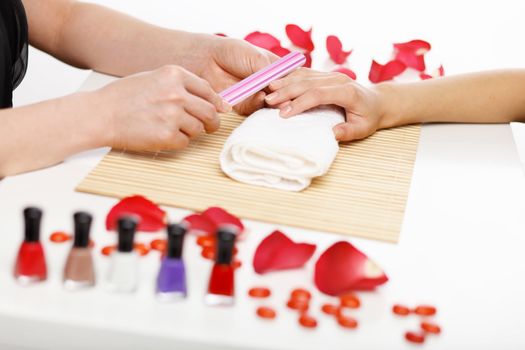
[3,1,525,350]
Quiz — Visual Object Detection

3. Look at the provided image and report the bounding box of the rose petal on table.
[326,35,353,65]
[245,31,282,51]
[105,195,166,232]
[182,213,216,236]
[314,241,388,295]
[285,24,314,52]
[393,39,431,55]
[368,60,406,83]
[393,39,431,72]
[334,67,357,80]
[253,230,316,274]
[202,207,245,232]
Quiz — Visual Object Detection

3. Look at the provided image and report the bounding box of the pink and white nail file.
[220,51,306,106]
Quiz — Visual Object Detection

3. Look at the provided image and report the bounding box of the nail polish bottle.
[106,217,138,293]
[63,212,95,290]
[205,227,237,306]
[156,223,187,302]
[14,207,47,285]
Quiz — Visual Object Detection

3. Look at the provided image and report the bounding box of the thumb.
[223,39,277,79]
[333,118,376,142]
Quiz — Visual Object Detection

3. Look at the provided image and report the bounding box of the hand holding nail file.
[220,52,306,106]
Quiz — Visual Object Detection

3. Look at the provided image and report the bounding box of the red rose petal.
[285,24,314,52]
[183,213,216,236]
[334,67,357,80]
[393,40,431,72]
[420,65,445,80]
[326,35,352,65]
[202,207,244,233]
[438,65,445,76]
[419,72,433,80]
[304,52,312,68]
[215,33,227,37]
[393,40,431,55]
[245,31,282,51]
[270,46,291,57]
[106,195,166,232]
[253,230,316,274]
[314,241,388,296]
[369,60,406,84]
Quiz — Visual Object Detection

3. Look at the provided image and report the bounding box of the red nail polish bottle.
[14,207,47,285]
[205,227,237,306]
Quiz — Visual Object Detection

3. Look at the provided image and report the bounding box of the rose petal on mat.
[245,31,282,51]
[393,40,431,72]
[202,207,245,232]
[314,241,388,295]
[334,67,357,80]
[182,214,216,236]
[271,46,292,57]
[326,35,353,65]
[369,60,406,83]
[106,195,166,232]
[253,230,316,274]
[285,24,315,52]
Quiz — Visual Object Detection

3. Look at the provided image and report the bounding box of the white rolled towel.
[220,107,345,191]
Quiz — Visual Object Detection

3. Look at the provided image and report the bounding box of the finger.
[178,112,205,139]
[180,70,230,113]
[226,39,277,78]
[183,93,220,133]
[269,68,327,91]
[333,117,376,142]
[234,91,266,116]
[280,85,357,118]
[266,76,340,106]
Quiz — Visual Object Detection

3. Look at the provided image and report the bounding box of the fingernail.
[222,100,232,113]
[334,127,344,140]
[270,80,281,89]
[280,105,292,116]
[265,93,277,102]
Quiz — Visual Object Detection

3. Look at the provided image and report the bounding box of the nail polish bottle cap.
[73,212,92,248]
[166,223,187,259]
[216,227,237,265]
[23,207,42,242]
[117,217,137,253]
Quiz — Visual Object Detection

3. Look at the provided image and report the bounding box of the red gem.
[298,314,317,328]
[49,231,71,243]
[249,287,271,298]
[291,288,311,301]
[201,246,216,260]
[321,303,339,316]
[337,315,358,329]
[196,235,216,248]
[150,238,167,252]
[421,321,441,334]
[101,245,115,256]
[287,299,309,312]
[392,304,411,316]
[405,331,425,344]
[414,305,437,316]
[256,306,276,319]
[340,293,361,308]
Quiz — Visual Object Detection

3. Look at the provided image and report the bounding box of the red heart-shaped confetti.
[285,24,315,52]
[253,230,316,274]
[369,59,406,83]
[106,195,166,232]
[326,35,352,64]
[314,241,388,295]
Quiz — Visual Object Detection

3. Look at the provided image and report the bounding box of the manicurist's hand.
[265,68,387,142]
[97,65,231,151]
[180,35,277,115]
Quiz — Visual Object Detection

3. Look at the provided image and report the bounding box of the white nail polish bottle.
[106,217,138,293]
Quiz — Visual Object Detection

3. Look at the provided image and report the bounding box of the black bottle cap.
[23,207,42,242]
[73,212,92,248]
[117,217,137,253]
[166,223,187,259]
[215,226,237,265]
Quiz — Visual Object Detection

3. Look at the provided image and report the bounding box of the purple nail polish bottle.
[156,223,187,302]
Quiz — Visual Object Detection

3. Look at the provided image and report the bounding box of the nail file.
[220,51,306,106]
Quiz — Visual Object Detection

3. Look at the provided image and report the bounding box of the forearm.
[379,69,525,127]
[0,92,108,177]
[25,0,197,76]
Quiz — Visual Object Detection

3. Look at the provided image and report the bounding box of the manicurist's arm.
[23,0,274,114]
[266,68,525,141]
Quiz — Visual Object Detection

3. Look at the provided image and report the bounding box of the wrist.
[71,90,114,149]
[373,82,404,129]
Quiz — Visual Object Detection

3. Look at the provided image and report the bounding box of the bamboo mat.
[77,113,420,242]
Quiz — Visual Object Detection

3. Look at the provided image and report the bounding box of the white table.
[3,1,525,349]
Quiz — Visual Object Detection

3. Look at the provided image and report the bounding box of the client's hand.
[97,65,230,151]
[265,68,387,142]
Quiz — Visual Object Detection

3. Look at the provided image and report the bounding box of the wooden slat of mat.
[77,113,420,242]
